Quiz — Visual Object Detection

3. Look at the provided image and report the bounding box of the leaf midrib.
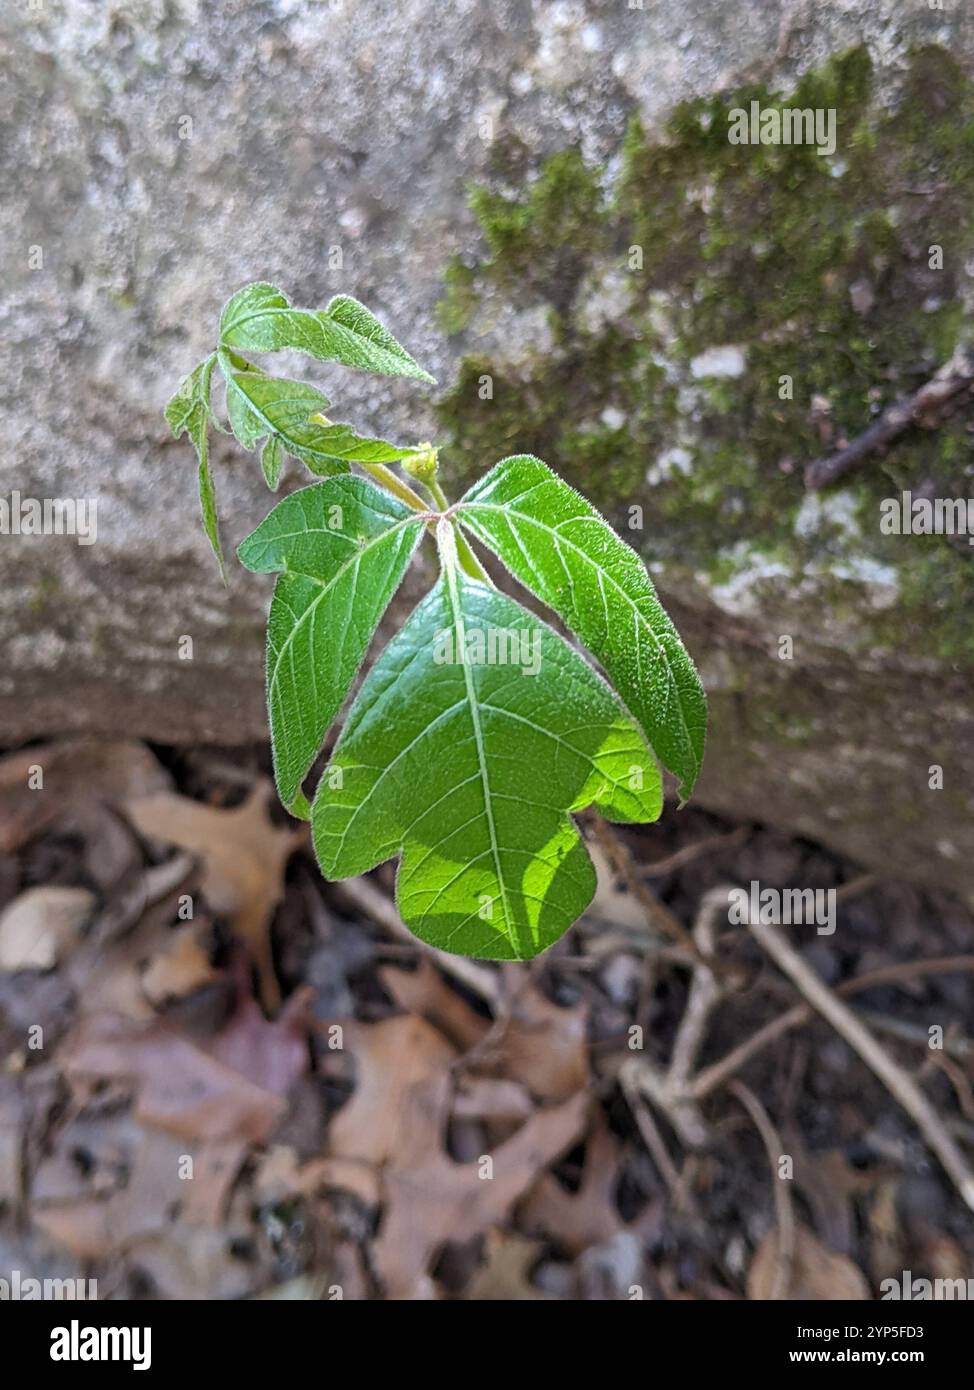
[440,554,523,959]
[456,500,700,776]
[223,372,338,458]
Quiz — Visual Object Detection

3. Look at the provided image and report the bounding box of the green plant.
[166,282,707,960]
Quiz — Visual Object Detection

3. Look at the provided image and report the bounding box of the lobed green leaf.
[311,525,662,960]
[237,478,428,815]
[218,282,436,384]
[455,455,707,800]
[165,353,224,578]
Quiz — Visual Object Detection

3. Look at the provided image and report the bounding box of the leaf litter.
[1,737,974,1299]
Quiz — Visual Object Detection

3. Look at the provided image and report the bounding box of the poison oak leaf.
[309,523,663,960]
[219,281,436,383]
[454,455,707,800]
[237,478,428,818]
[169,284,707,961]
[164,353,223,576]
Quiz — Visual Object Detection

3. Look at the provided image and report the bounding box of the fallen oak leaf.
[375,1090,590,1298]
[379,959,491,1052]
[141,923,220,1007]
[748,1223,870,1301]
[324,1015,456,1167]
[462,1230,549,1300]
[0,739,170,853]
[64,1012,295,1145]
[67,857,200,1024]
[473,986,590,1102]
[32,1127,221,1262]
[254,1146,381,1208]
[0,886,95,972]
[125,780,302,1012]
[518,1111,629,1256]
[207,965,313,1095]
[453,1077,535,1128]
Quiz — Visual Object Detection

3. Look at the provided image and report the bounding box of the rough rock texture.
[2,1,973,897]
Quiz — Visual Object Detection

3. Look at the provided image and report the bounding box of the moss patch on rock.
[436,46,974,665]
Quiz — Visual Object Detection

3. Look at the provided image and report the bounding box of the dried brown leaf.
[375,1091,590,1298]
[0,740,169,854]
[748,1223,870,1300]
[326,1015,456,1167]
[125,782,300,1011]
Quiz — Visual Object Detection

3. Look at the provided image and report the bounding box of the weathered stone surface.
[2,1,972,896]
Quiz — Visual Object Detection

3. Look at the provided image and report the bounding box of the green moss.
[467,148,607,311]
[28,573,63,615]
[436,258,479,335]
[436,45,974,665]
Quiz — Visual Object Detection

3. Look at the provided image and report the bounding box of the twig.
[668,891,723,1088]
[643,827,748,879]
[728,1080,796,1300]
[834,872,878,904]
[332,875,502,1011]
[693,954,974,1100]
[620,1067,685,1203]
[622,888,731,1149]
[741,906,974,1212]
[858,1010,973,1062]
[588,817,734,978]
[804,345,974,489]
[449,960,545,1076]
[921,1045,974,1124]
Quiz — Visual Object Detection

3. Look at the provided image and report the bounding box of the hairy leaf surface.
[220,364,423,479]
[260,436,284,491]
[164,353,224,576]
[455,456,707,799]
[220,364,340,468]
[238,478,427,816]
[312,526,662,960]
[218,282,435,383]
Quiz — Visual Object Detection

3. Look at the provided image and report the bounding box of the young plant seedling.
[166,282,707,961]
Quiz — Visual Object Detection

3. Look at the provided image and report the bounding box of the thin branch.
[804,345,974,489]
[693,954,974,1100]
[620,1067,685,1203]
[741,908,974,1212]
[621,888,731,1150]
[642,826,748,879]
[588,817,734,977]
[728,1080,796,1300]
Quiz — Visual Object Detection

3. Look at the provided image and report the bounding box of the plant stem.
[423,478,494,585]
[424,478,451,512]
[361,462,493,586]
[360,462,430,513]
